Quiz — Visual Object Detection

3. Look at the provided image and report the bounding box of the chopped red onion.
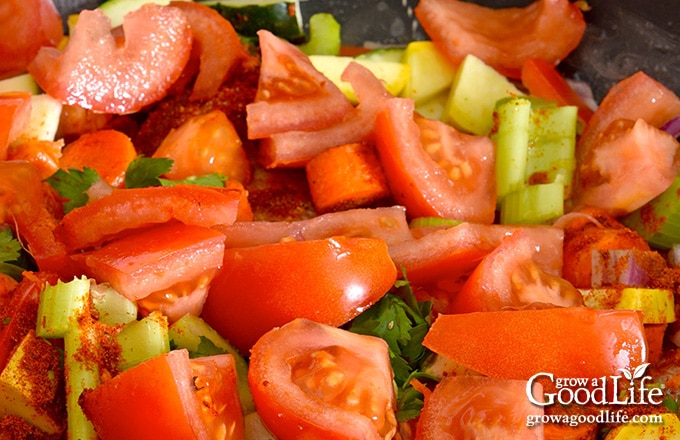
[662,116,680,138]
[590,249,666,288]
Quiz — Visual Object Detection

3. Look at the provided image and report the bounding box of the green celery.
[169,314,254,414]
[64,325,99,440]
[500,182,564,225]
[116,311,170,371]
[36,276,91,338]
[299,13,341,56]
[493,97,532,202]
[90,283,137,327]
[581,288,675,324]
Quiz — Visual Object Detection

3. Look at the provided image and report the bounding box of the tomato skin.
[415,376,544,440]
[202,236,397,354]
[80,349,244,440]
[56,184,246,252]
[423,307,647,380]
[414,0,585,79]
[0,0,63,79]
[374,98,496,223]
[248,318,397,440]
[0,92,32,160]
[29,4,193,114]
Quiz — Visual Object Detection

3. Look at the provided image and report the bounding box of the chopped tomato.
[59,129,137,188]
[414,0,585,79]
[246,29,354,140]
[374,97,496,223]
[0,0,63,79]
[259,61,392,167]
[28,4,193,114]
[423,307,647,379]
[248,318,397,440]
[56,184,246,252]
[169,1,248,101]
[71,222,225,305]
[520,57,595,123]
[152,110,251,183]
[415,376,544,439]
[7,138,63,179]
[80,349,244,440]
[449,228,583,313]
[202,236,397,354]
[0,92,32,160]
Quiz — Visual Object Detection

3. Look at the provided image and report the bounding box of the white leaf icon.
[633,363,650,380]
[619,368,633,381]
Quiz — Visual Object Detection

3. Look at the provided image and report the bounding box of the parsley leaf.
[0,228,27,279]
[46,167,101,213]
[347,272,433,421]
[160,173,227,188]
[124,157,173,188]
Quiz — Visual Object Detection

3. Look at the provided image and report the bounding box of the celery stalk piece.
[169,314,254,414]
[500,182,564,225]
[36,276,91,339]
[622,174,680,249]
[493,98,532,202]
[90,283,137,327]
[581,288,675,324]
[299,13,341,56]
[116,311,170,371]
[64,326,99,440]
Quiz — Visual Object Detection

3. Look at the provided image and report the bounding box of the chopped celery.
[581,288,675,324]
[64,326,99,440]
[116,311,170,371]
[36,276,91,339]
[493,98,532,201]
[409,217,463,229]
[169,314,254,413]
[400,40,456,103]
[90,283,138,327]
[500,182,564,225]
[622,174,680,249]
[299,13,341,56]
[443,54,524,135]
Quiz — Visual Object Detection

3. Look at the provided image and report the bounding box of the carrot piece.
[305,142,391,213]
[59,129,137,188]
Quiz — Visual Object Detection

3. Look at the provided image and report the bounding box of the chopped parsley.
[0,228,28,279]
[124,156,173,188]
[160,173,228,188]
[46,167,100,213]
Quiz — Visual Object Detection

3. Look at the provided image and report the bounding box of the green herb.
[663,394,680,414]
[45,167,100,213]
[124,157,173,188]
[159,173,227,188]
[0,228,27,279]
[348,271,433,421]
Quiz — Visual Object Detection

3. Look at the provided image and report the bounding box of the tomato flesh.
[0,92,32,160]
[29,4,193,114]
[248,318,397,440]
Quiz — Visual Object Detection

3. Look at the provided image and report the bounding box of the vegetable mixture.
[1,0,680,438]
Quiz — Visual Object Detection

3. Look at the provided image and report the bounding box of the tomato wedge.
[248,318,397,440]
[0,0,63,79]
[202,236,397,354]
[247,30,353,140]
[29,4,193,114]
[56,184,246,252]
[0,92,32,160]
[414,0,585,79]
[415,376,544,440]
[423,307,647,379]
[80,349,244,440]
[374,97,496,223]
[449,228,583,313]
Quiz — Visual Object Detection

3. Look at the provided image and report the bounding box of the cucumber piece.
[116,311,170,371]
[401,40,456,103]
[299,13,340,56]
[443,54,524,135]
[204,0,305,42]
[308,54,409,103]
[98,0,186,28]
[0,73,39,94]
[500,182,564,225]
[355,47,405,63]
[414,89,448,120]
[18,94,63,142]
[581,288,675,324]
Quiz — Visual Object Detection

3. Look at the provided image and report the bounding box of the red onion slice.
[662,116,680,138]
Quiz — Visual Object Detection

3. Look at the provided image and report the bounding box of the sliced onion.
[552,211,603,230]
[661,116,680,138]
[590,249,666,288]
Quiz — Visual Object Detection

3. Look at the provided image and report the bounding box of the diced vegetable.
[90,283,138,327]
[35,276,90,338]
[400,40,456,104]
[299,13,341,55]
[116,311,170,371]
[97,0,187,28]
[205,0,305,42]
[604,413,680,439]
[500,182,564,225]
[580,287,675,324]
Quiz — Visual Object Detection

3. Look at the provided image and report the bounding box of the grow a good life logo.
[525,363,667,427]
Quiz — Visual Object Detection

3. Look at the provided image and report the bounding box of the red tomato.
[0,92,32,160]
[80,349,244,440]
[248,318,398,440]
[423,307,647,379]
[56,184,246,252]
[152,110,251,183]
[28,4,193,114]
[202,236,397,354]
[449,228,583,313]
[169,1,248,101]
[521,57,595,123]
[259,61,393,167]
[415,376,544,440]
[0,0,63,79]
[414,0,585,79]
[7,138,63,179]
[374,97,496,223]
[71,222,225,304]
[246,29,354,140]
